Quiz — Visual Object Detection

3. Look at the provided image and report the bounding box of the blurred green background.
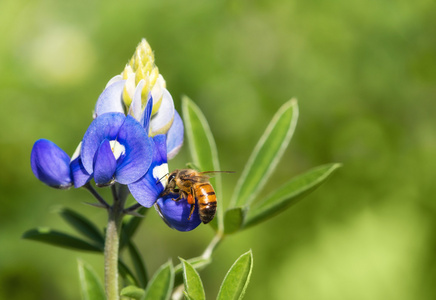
[1,0,435,299]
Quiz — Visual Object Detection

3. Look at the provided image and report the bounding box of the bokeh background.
[1,0,435,299]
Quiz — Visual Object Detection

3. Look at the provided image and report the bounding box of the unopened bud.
[121,39,165,112]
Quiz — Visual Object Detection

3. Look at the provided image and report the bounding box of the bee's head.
[168,173,176,184]
[166,170,180,189]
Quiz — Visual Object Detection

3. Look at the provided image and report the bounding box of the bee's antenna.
[156,173,169,185]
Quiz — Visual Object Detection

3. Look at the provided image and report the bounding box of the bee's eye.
[168,174,175,183]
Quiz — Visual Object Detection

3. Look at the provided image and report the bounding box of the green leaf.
[244,163,342,228]
[182,96,222,231]
[174,256,212,288]
[120,285,145,299]
[77,259,105,300]
[120,207,148,250]
[224,207,245,235]
[143,261,174,300]
[174,256,212,275]
[217,250,253,300]
[22,228,103,252]
[231,99,299,208]
[183,291,194,300]
[58,207,105,247]
[185,162,200,170]
[119,259,140,287]
[128,241,148,288]
[179,258,206,300]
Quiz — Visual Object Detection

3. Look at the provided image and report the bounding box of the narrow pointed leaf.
[120,285,146,299]
[119,259,140,287]
[143,261,174,300]
[174,256,212,275]
[217,250,253,300]
[182,96,222,231]
[183,291,194,300]
[22,228,102,252]
[224,207,245,235]
[244,163,341,228]
[179,258,206,300]
[231,99,298,208]
[58,208,104,247]
[128,241,148,288]
[77,259,105,300]
[120,207,148,250]
[174,256,212,288]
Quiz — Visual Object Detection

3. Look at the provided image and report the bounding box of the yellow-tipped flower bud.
[122,65,135,107]
[122,39,164,111]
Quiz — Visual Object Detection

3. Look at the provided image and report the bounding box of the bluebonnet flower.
[86,39,184,187]
[30,38,198,231]
[93,39,183,157]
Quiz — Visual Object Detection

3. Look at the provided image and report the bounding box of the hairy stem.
[202,232,224,260]
[104,184,127,300]
[104,212,121,299]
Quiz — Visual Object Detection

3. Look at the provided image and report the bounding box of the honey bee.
[160,169,231,224]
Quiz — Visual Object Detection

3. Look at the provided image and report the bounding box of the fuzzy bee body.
[160,169,222,224]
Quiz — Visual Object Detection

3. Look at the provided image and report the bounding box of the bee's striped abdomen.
[196,183,217,224]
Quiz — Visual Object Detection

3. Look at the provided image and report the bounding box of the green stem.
[202,232,224,260]
[104,184,127,300]
[84,182,110,208]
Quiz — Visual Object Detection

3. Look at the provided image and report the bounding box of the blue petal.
[166,109,184,160]
[128,170,163,207]
[94,80,126,117]
[70,156,92,188]
[115,115,153,184]
[128,135,168,207]
[142,96,153,133]
[93,139,117,186]
[30,139,72,189]
[81,113,126,174]
[153,135,168,165]
[155,194,202,231]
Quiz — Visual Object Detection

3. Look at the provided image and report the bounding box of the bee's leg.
[188,204,195,220]
[187,187,196,220]
[171,195,182,201]
[172,191,186,202]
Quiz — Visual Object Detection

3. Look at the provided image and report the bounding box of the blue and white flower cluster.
[30,39,201,231]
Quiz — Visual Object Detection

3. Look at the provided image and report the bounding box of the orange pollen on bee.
[187,194,195,205]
